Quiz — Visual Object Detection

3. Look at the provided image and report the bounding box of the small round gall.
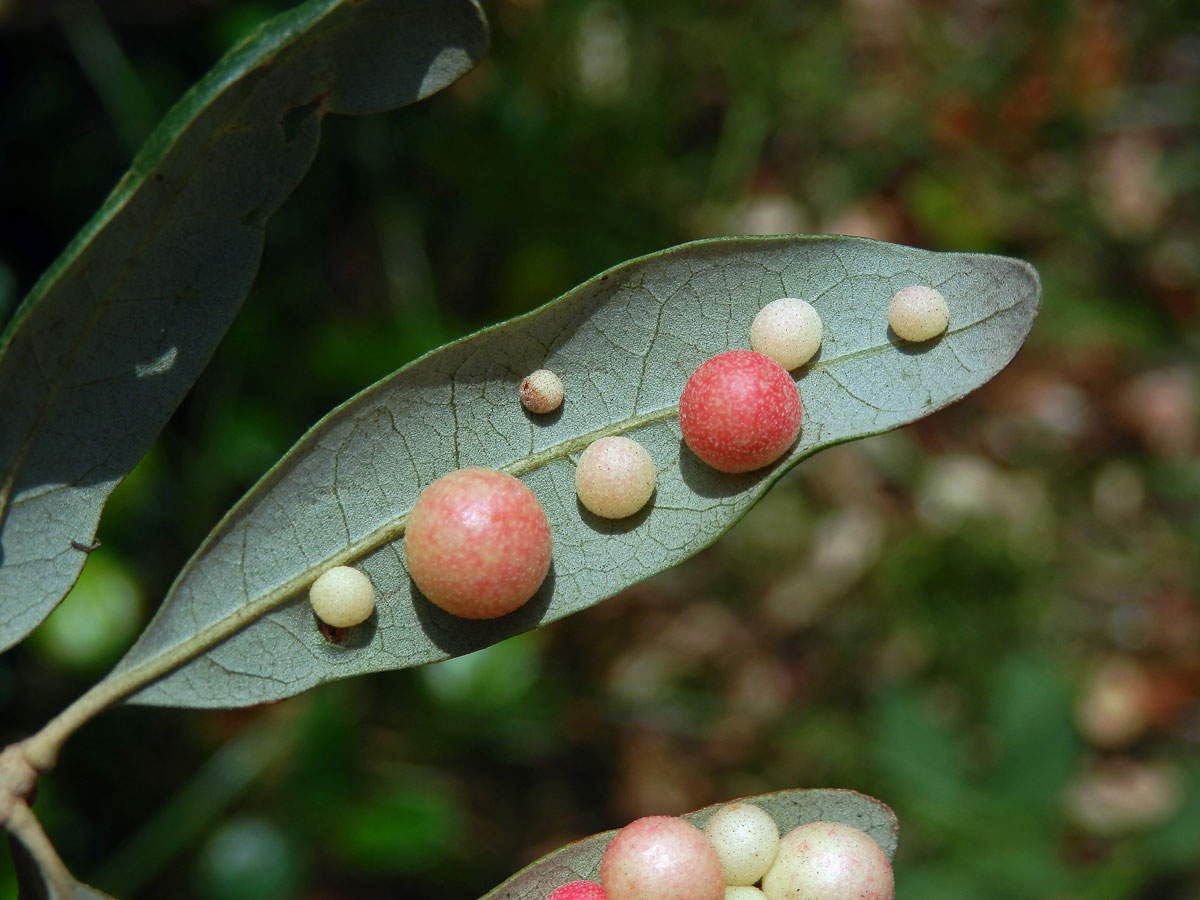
[725,889,766,900]
[601,815,725,900]
[308,565,375,628]
[702,802,780,886]
[678,350,802,474]
[575,436,656,519]
[520,368,565,414]
[404,467,552,619]
[760,822,893,900]
[888,285,949,342]
[750,298,823,370]
[548,881,608,900]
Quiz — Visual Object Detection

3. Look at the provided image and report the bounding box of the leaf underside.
[104,235,1039,709]
[0,0,488,653]
[481,788,900,900]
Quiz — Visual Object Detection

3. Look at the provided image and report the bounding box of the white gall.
[750,298,823,370]
[703,802,780,886]
[309,565,376,628]
[888,285,949,342]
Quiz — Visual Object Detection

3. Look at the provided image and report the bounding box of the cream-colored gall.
[703,802,780,886]
[575,436,655,519]
[888,285,949,342]
[761,822,893,900]
[520,369,565,414]
[309,565,376,628]
[750,298,823,370]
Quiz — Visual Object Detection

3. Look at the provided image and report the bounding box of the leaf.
[100,236,1039,709]
[985,654,1078,806]
[481,788,899,900]
[0,0,489,653]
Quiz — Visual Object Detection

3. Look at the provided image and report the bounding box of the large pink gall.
[547,881,608,900]
[678,350,802,473]
[404,467,552,619]
[600,815,724,900]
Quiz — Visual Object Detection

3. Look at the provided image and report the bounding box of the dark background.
[1,0,1198,898]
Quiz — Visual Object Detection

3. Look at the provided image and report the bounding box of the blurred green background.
[1,0,1198,898]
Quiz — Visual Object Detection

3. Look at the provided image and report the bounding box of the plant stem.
[20,676,138,772]
[8,799,79,897]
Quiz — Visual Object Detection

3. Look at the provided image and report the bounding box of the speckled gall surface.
[702,802,780,886]
[678,350,803,474]
[888,285,949,342]
[520,368,565,414]
[403,467,552,619]
[600,815,725,900]
[308,565,376,628]
[575,436,656,519]
[547,880,608,900]
[761,821,893,900]
[749,297,823,370]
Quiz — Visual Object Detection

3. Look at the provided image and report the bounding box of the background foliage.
[1,0,1197,898]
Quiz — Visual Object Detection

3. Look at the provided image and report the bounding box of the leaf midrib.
[103,322,948,705]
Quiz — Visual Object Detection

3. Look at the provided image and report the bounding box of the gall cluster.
[309,285,947,625]
[548,804,893,900]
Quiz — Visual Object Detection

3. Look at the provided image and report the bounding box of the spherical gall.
[724,889,766,900]
[678,350,802,474]
[760,822,893,900]
[520,369,565,414]
[575,436,656,519]
[548,881,608,900]
[404,467,552,619]
[601,815,725,900]
[702,802,780,886]
[749,298,823,370]
[308,565,376,628]
[888,285,949,342]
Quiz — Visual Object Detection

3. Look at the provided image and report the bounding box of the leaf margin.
[121,234,1040,706]
[0,0,490,653]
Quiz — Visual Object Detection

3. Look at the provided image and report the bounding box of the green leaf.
[0,0,488,653]
[101,236,1038,709]
[480,788,899,900]
[985,654,1079,805]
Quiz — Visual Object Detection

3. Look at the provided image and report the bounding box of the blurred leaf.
[93,713,302,897]
[29,554,142,673]
[986,654,1079,806]
[1144,762,1200,870]
[481,788,899,900]
[872,687,978,831]
[97,236,1039,709]
[875,665,1082,900]
[421,634,542,710]
[335,782,464,872]
[0,0,488,653]
[194,817,300,900]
